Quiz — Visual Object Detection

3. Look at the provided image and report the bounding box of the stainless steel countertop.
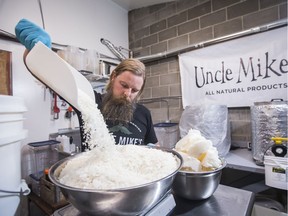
[172,184,255,216]
[225,148,265,174]
[53,184,254,216]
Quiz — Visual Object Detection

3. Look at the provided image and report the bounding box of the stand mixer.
[24,42,95,150]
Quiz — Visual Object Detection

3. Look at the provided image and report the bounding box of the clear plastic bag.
[179,103,231,157]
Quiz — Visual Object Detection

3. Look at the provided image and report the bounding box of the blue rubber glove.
[15,19,51,50]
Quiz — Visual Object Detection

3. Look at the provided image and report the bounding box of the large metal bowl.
[49,147,183,215]
[172,158,226,200]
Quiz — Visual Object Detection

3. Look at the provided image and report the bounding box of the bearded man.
[15,19,158,147]
[95,59,158,145]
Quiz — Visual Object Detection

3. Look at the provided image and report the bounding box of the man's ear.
[110,70,116,81]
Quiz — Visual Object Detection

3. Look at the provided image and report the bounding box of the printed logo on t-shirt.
[109,123,132,134]
[117,136,143,145]
[108,122,144,145]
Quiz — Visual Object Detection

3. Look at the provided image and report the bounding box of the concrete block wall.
[128,0,287,144]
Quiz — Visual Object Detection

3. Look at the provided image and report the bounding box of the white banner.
[179,27,288,107]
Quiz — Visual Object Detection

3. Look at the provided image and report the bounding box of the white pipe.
[138,19,287,63]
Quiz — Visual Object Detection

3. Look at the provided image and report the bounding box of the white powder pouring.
[78,89,115,150]
[57,90,179,189]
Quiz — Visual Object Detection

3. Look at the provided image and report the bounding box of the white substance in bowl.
[57,90,179,189]
[59,145,178,189]
[175,129,222,171]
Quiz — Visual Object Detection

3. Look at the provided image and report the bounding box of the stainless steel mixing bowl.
[172,158,226,200]
[49,147,182,215]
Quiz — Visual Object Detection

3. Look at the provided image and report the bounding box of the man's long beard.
[101,91,136,125]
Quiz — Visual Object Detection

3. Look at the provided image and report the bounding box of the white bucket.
[0,95,30,216]
[0,95,27,137]
[264,155,288,190]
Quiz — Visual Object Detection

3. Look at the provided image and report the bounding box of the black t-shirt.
[94,92,158,145]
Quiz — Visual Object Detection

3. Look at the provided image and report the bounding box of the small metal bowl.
[172,158,226,200]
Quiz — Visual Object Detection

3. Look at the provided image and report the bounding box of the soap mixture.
[174,129,222,172]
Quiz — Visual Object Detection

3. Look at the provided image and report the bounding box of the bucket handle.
[267,158,286,169]
[0,179,30,196]
[271,98,283,102]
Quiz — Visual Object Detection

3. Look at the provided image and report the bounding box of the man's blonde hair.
[106,58,146,101]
